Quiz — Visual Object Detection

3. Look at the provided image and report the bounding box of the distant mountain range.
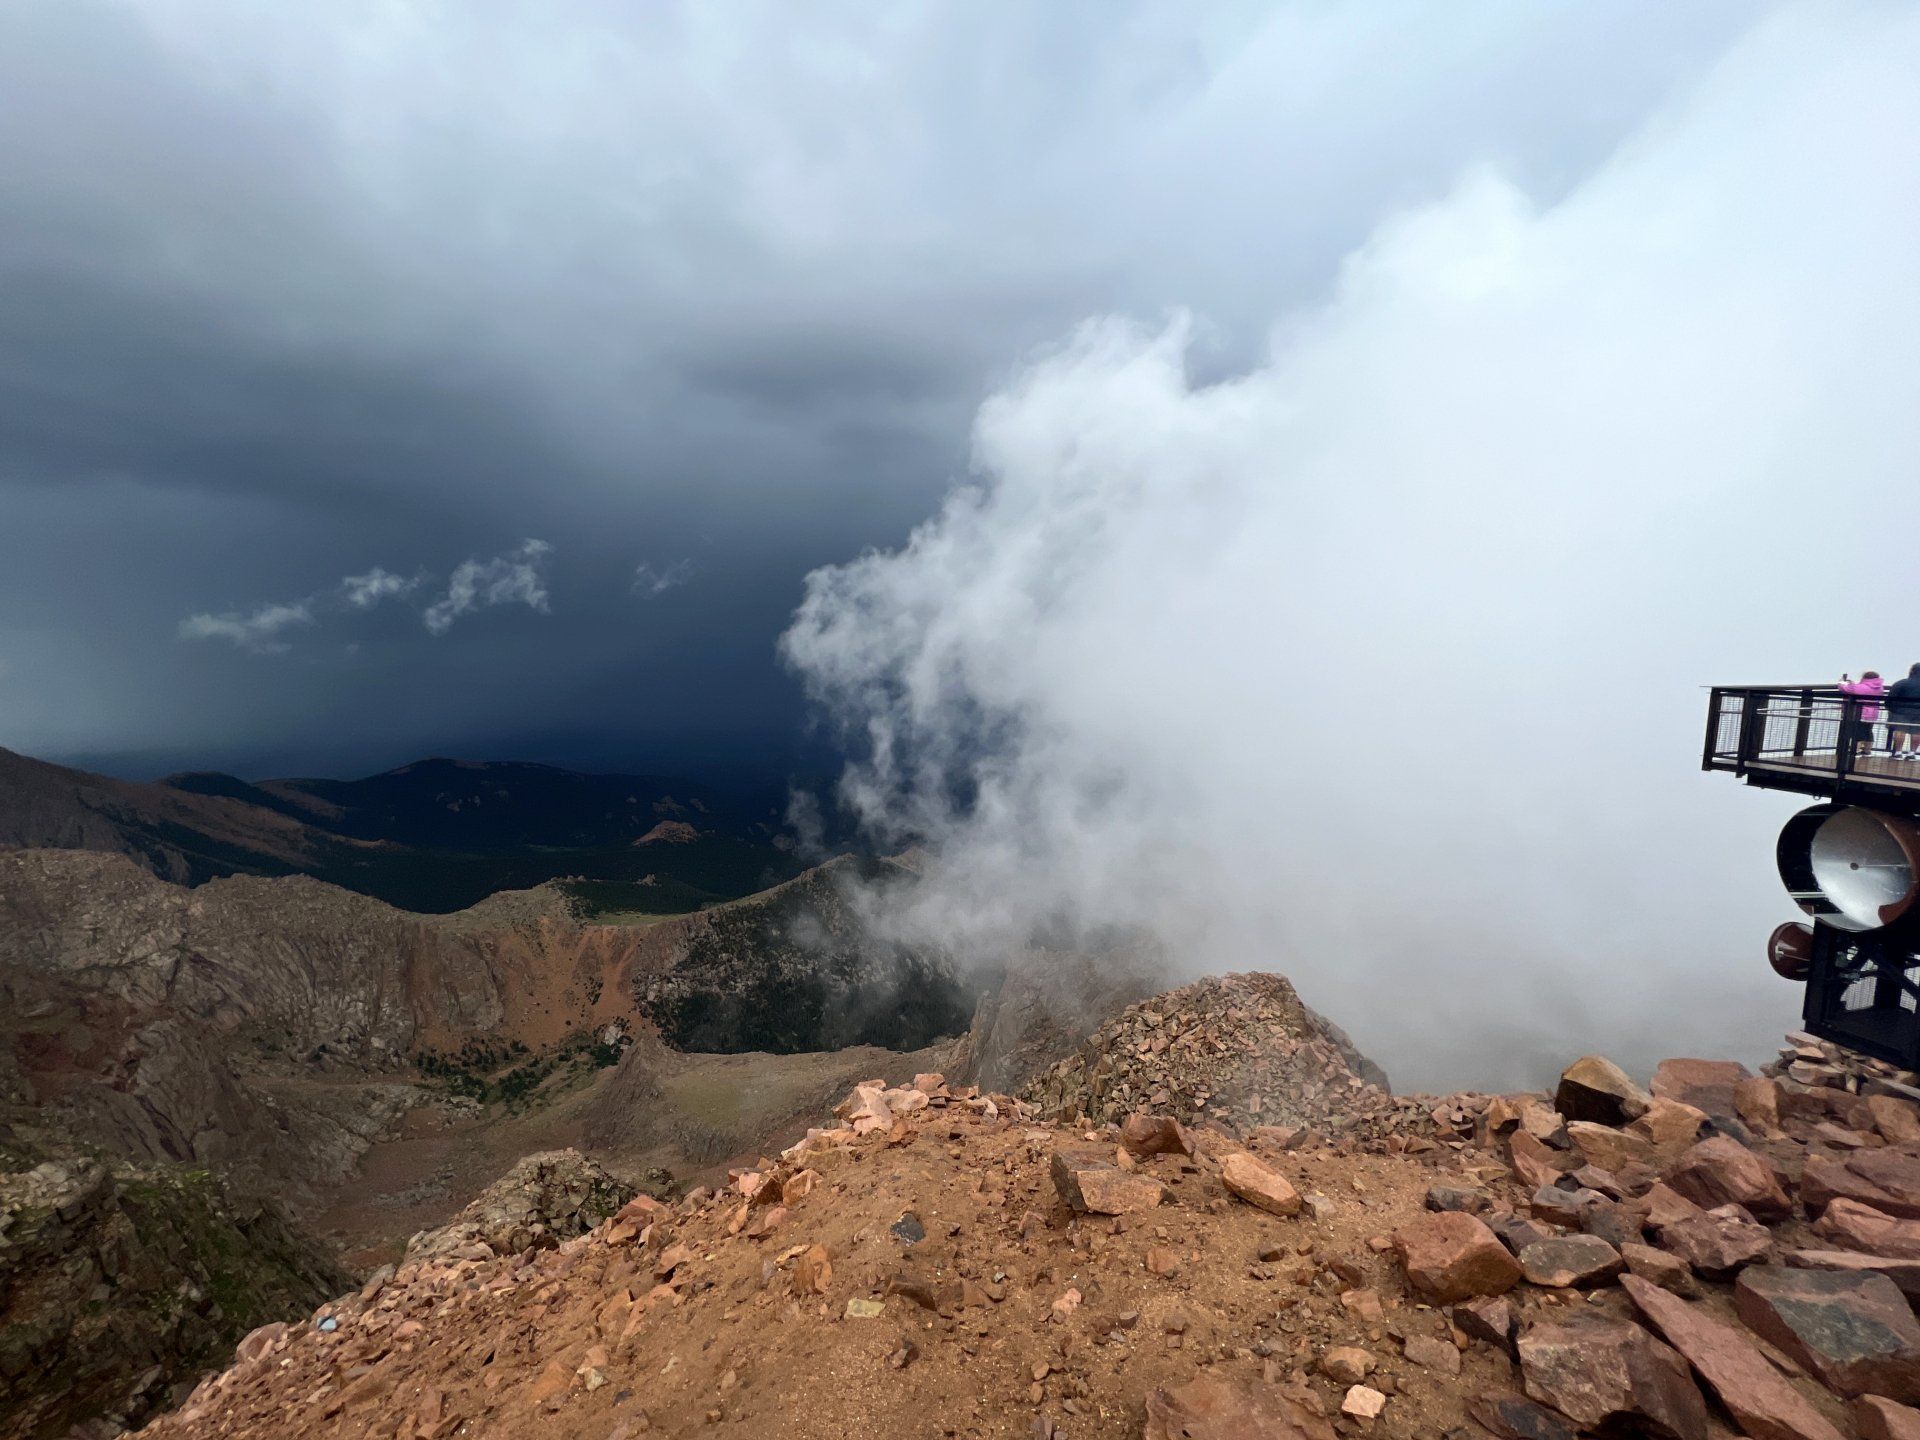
[0,746,806,912]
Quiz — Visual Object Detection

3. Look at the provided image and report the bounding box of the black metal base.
[1804,921,1920,1068]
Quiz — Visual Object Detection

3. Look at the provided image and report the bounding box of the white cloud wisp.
[423,539,553,636]
[633,559,694,599]
[178,601,315,654]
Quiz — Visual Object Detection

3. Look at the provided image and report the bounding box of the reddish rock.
[1484,1095,1528,1133]
[1782,1084,1849,1124]
[234,1322,289,1366]
[1393,1212,1523,1304]
[1567,1121,1655,1174]
[1736,1075,1786,1136]
[1320,1346,1373,1384]
[1555,1055,1652,1126]
[1574,1198,1635,1259]
[1454,1295,1517,1354]
[1520,1102,1571,1149]
[1569,1165,1626,1200]
[1815,1121,1875,1149]
[1628,1097,1711,1157]
[1510,1130,1578,1189]
[1219,1151,1302,1217]
[1339,1286,1383,1322]
[1517,1312,1707,1439]
[1804,1152,1920,1221]
[1615,1160,1661,1197]
[1519,1235,1624,1288]
[1787,1249,1920,1303]
[1660,1204,1772,1278]
[1664,1137,1791,1220]
[1340,1385,1386,1426]
[1049,1148,1166,1215]
[1580,1199,1644,1250]
[1247,1124,1309,1151]
[1466,1393,1579,1440]
[1529,1184,1606,1228]
[1402,1334,1461,1377]
[1142,1373,1336,1440]
[1816,1198,1920,1260]
[791,1245,832,1296]
[1652,1057,1753,1118]
[1858,1395,1920,1440]
[1643,1181,1705,1231]
[1620,1274,1845,1440]
[1867,1096,1920,1147]
[887,1271,943,1311]
[1426,1183,1494,1215]
[1735,1265,1920,1401]
[1621,1241,1696,1295]
[1119,1113,1194,1159]
[1487,1211,1557,1257]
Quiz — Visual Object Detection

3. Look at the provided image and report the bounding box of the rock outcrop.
[405,1150,645,1260]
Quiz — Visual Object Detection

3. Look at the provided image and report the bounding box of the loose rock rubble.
[114,1006,1920,1440]
[1019,973,1416,1143]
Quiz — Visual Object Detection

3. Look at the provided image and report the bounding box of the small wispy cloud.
[180,543,556,652]
[423,538,553,636]
[632,558,694,598]
[178,601,315,654]
[339,567,421,609]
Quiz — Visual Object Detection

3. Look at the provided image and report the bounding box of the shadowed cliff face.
[0,1147,350,1440]
[632,857,974,1054]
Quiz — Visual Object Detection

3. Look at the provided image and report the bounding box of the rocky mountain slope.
[134,1026,1920,1440]
[0,747,801,913]
[0,1146,348,1440]
[123,1029,1920,1440]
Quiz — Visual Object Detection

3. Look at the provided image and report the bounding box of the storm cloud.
[0,1,1770,780]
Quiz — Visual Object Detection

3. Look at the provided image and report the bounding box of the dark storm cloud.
[0,0,1770,778]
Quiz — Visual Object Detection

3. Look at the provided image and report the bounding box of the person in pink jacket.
[1840,670,1886,762]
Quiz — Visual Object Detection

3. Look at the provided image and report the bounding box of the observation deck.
[1703,684,1920,812]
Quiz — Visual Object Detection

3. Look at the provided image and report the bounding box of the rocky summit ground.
[124,1022,1920,1440]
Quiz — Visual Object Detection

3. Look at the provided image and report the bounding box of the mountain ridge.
[0,746,803,913]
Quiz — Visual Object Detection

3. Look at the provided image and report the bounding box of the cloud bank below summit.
[783,6,1920,1091]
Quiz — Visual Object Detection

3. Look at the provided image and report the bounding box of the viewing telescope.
[1705,684,1920,1067]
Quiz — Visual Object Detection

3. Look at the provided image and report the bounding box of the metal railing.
[1704,684,1920,794]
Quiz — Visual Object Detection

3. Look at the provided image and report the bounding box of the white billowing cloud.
[339,567,420,609]
[632,559,694,598]
[178,601,315,654]
[783,7,1920,1092]
[423,539,553,636]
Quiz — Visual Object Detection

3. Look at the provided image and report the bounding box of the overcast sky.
[0,1,1771,782]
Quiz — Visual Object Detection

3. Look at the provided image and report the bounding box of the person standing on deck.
[1887,664,1920,761]
[1840,670,1886,762]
